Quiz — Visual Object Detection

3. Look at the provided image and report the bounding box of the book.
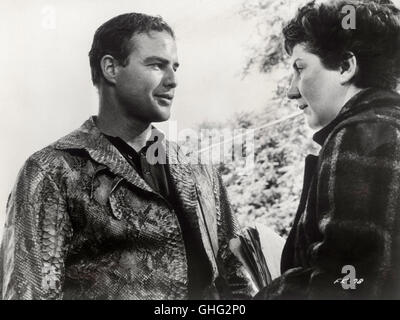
[230,226,272,292]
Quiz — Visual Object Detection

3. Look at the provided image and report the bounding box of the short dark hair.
[283,0,400,90]
[89,13,175,86]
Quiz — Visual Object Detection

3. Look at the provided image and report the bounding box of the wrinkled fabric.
[104,133,214,299]
[0,117,256,300]
[257,88,400,300]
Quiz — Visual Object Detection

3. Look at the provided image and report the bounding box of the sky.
[0,0,277,235]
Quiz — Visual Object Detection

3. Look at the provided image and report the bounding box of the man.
[0,13,255,300]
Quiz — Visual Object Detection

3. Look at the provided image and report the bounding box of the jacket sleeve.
[258,121,400,299]
[0,158,72,300]
[212,166,258,299]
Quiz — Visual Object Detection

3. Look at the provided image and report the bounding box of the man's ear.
[100,55,119,85]
[340,52,358,85]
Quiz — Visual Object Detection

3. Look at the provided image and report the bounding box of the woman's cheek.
[305,75,321,103]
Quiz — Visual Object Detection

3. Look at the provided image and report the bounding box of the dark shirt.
[104,134,171,202]
[104,134,212,299]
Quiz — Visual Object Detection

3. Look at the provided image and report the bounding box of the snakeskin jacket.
[0,117,256,300]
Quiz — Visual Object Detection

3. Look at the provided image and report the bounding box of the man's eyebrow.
[144,56,180,68]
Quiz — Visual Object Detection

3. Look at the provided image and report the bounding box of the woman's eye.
[295,66,303,73]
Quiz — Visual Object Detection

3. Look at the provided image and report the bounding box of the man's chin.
[152,117,170,123]
[152,110,171,123]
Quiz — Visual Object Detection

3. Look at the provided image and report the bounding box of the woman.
[257,0,400,299]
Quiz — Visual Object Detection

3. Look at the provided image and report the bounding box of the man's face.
[287,44,345,130]
[114,31,179,124]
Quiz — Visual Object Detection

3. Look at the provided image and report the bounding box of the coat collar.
[53,116,190,195]
[313,88,400,146]
[54,117,220,279]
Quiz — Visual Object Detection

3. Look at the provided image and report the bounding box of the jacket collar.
[313,88,400,146]
[54,117,220,278]
[53,116,183,195]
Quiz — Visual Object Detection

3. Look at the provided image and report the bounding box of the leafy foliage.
[207,0,318,237]
[218,98,318,237]
[179,0,319,237]
[240,0,309,75]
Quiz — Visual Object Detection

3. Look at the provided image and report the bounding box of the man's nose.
[287,77,301,100]
[163,68,178,89]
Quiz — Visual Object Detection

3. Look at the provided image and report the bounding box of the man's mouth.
[299,104,308,110]
[154,93,174,101]
[154,93,174,107]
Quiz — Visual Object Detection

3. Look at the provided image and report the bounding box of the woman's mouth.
[299,104,308,110]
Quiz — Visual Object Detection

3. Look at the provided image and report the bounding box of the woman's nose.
[287,78,301,100]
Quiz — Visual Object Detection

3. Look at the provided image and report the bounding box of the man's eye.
[149,63,163,69]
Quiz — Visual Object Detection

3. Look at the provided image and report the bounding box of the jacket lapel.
[54,118,219,279]
[166,142,219,279]
[281,154,318,272]
[53,117,155,195]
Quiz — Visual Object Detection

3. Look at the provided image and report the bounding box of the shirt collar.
[312,88,393,146]
[102,126,165,156]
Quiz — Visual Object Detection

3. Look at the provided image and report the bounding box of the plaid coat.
[257,88,400,299]
[0,117,255,300]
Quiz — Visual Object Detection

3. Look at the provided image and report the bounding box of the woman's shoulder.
[326,90,400,146]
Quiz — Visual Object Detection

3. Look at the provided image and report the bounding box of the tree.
[214,0,318,236]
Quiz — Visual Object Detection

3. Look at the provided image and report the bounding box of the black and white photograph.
[1,0,400,303]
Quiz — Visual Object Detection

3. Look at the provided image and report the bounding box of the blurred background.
[2,0,398,239]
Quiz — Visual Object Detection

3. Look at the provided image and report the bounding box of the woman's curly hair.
[283,0,400,90]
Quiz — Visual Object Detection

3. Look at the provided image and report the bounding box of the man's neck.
[96,93,153,152]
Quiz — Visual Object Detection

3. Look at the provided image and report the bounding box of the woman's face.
[287,44,347,130]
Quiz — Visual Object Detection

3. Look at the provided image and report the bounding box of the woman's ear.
[340,52,358,85]
[100,55,119,85]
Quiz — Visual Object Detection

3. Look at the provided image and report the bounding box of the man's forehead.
[128,31,176,53]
